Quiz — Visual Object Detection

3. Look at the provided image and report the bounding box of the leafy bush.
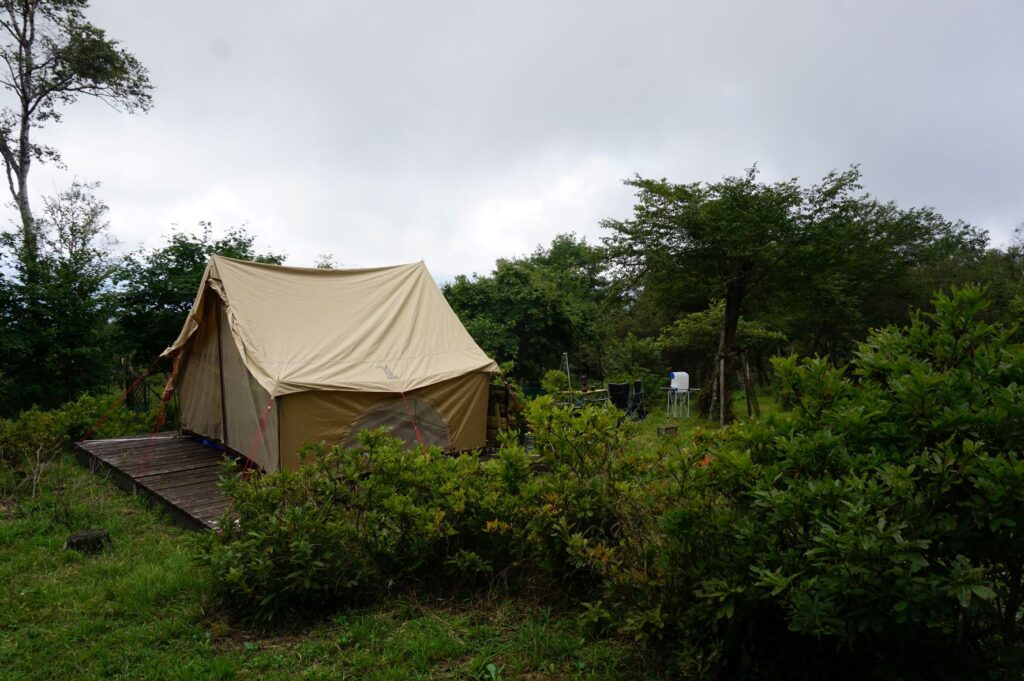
[0,381,170,496]
[204,398,661,622]
[0,409,63,496]
[540,368,570,395]
[203,430,495,621]
[642,286,1024,677]
[601,333,665,392]
[482,398,662,586]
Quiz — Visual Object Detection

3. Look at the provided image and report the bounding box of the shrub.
[203,430,496,622]
[0,380,171,496]
[540,368,570,395]
[0,409,63,496]
[482,397,665,587]
[602,333,665,393]
[646,286,1024,677]
[203,398,663,621]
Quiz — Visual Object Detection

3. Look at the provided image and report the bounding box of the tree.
[768,203,987,359]
[0,0,152,277]
[0,181,116,414]
[442,234,611,386]
[115,224,284,363]
[604,166,986,422]
[444,260,571,385]
[657,301,786,387]
[314,253,336,269]
[603,166,820,422]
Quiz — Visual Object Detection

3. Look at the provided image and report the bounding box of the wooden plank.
[197,510,233,522]
[178,500,233,520]
[192,499,233,515]
[187,497,232,512]
[74,444,209,532]
[137,466,223,487]
[131,456,224,475]
[91,452,217,473]
[85,436,205,453]
[189,502,234,521]
[102,462,219,482]
[105,450,225,473]
[141,470,224,494]
[86,446,216,469]
[195,509,234,524]
[111,463,225,483]
[158,481,229,504]
[182,495,232,512]
[80,432,178,447]
[81,435,180,450]
[147,485,225,507]
[87,440,214,459]
[108,455,226,476]
[81,436,189,455]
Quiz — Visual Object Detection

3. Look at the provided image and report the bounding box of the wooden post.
[738,349,752,418]
[741,353,761,418]
[719,356,725,427]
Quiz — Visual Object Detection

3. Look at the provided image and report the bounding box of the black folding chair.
[629,379,648,420]
[607,383,630,411]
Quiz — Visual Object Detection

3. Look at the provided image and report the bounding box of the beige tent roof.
[163,255,497,396]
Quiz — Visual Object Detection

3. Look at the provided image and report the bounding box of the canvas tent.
[162,255,498,472]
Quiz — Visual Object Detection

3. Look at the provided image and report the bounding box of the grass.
[633,389,782,437]
[0,455,656,680]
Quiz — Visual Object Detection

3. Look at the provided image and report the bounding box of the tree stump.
[63,529,111,553]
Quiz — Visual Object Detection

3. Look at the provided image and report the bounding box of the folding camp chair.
[607,382,631,412]
[629,379,647,420]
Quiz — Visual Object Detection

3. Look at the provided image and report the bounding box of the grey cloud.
[21,0,1024,275]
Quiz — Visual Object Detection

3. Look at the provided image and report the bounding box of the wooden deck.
[74,432,236,531]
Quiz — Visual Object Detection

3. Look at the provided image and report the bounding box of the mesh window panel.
[345,398,448,449]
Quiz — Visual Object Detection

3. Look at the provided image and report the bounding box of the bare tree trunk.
[741,352,760,418]
[0,6,40,280]
[16,104,35,271]
[698,282,744,423]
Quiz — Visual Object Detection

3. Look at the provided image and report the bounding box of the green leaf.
[970,584,996,601]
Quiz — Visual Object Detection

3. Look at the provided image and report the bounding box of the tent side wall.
[217,304,279,472]
[177,297,223,443]
[177,294,280,471]
[277,372,491,471]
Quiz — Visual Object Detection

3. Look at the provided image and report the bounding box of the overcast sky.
[22,0,1024,280]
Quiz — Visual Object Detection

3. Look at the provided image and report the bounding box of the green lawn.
[1,456,656,680]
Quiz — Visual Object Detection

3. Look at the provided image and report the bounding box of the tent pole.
[216,297,229,445]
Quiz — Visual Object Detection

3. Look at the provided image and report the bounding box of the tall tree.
[0,0,152,276]
[769,203,987,358]
[604,166,987,422]
[0,181,116,413]
[603,166,817,422]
